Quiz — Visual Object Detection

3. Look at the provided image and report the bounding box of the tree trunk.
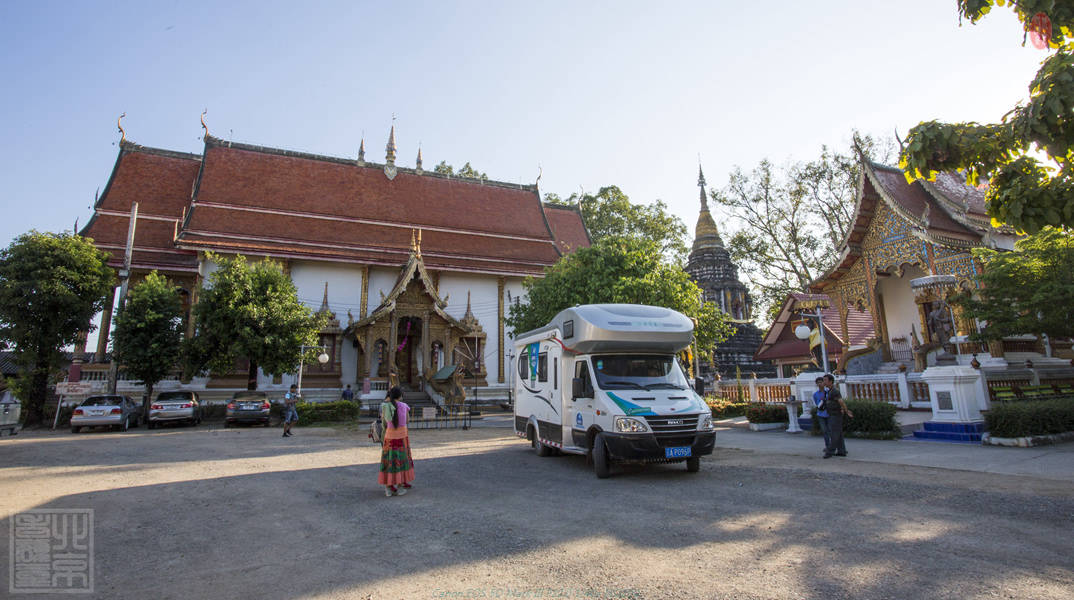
[22,345,51,428]
[144,382,154,418]
[247,361,258,390]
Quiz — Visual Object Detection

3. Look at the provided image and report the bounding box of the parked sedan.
[147,391,201,429]
[71,395,142,433]
[225,391,271,427]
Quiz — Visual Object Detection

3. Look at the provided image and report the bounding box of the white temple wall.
[879,264,927,344]
[289,261,365,387]
[439,274,503,382]
[368,267,401,307]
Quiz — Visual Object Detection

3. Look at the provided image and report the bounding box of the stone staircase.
[402,390,440,417]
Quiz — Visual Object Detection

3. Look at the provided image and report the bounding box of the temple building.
[77,124,589,400]
[754,156,1070,374]
[686,166,775,379]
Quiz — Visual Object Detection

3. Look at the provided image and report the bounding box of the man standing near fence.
[812,377,830,455]
[823,374,853,458]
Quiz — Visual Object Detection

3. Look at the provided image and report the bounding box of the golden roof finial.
[416,229,422,256]
[200,109,208,139]
[117,112,126,144]
[410,228,417,254]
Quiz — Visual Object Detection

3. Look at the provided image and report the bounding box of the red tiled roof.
[542,203,591,253]
[80,143,200,272]
[754,293,876,362]
[175,137,583,276]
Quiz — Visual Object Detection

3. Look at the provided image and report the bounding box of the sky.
[0,1,1047,263]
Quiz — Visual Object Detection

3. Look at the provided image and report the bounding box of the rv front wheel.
[592,433,612,479]
[686,457,700,473]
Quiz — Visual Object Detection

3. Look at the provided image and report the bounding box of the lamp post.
[296,345,330,395]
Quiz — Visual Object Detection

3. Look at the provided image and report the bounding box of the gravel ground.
[1,423,1072,600]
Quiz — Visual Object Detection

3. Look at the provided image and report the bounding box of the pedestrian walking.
[282,384,300,438]
[812,377,831,454]
[340,384,354,402]
[823,373,853,458]
[378,386,415,497]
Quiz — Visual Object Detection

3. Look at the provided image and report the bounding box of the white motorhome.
[513,304,715,478]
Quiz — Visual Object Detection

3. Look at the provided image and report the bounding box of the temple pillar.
[497,276,505,383]
[388,313,398,377]
[360,265,369,318]
[96,285,117,359]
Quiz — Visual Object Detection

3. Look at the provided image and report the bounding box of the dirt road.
[2,424,1072,599]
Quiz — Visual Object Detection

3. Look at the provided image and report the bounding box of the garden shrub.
[985,397,1074,438]
[295,400,360,425]
[705,396,751,419]
[746,403,790,424]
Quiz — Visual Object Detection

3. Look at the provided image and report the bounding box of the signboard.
[935,391,953,411]
[55,382,95,396]
[422,407,437,420]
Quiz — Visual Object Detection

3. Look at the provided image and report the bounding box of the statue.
[927,301,955,348]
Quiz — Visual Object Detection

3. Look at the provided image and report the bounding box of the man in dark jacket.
[823,374,853,458]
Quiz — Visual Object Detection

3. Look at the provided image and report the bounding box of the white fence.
[712,373,930,409]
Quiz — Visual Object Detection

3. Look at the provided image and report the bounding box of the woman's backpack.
[369,419,383,444]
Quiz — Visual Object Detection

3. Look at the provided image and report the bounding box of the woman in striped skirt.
[378,386,415,496]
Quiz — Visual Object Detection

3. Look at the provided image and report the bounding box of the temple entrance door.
[395,317,422,387]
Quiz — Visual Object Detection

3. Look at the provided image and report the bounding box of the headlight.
[614,417,649,433]
[700,416,715,430]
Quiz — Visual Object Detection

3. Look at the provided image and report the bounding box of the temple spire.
[357,137,366,164]
[698,163,708,209]
[465,290,474,319]
[320,282,330,313]
[385,124,397,165]
[416,145,423,172]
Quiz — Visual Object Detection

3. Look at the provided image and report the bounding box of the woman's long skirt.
[378,425,415,486]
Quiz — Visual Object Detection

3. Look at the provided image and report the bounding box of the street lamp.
[296,345,330,395]
[794,313,829,373]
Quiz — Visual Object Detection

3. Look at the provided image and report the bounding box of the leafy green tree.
[185,254,325,390]
[547,185,689,263]
[506,237,734,358]
[901,2,1074,232]
[0,231,112,426]
[957,227,1074,340]
[112,272,184,405]
[711,133,894,321]
[433,161,487,180]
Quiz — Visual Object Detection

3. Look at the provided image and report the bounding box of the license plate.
[91,410,104,416]
[665,446,691,458]
[242,404,258,410]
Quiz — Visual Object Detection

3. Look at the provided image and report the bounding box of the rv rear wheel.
[592,433,611,479]
[686,457,700,473]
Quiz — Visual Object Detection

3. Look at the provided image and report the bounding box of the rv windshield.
[590,355,689,391]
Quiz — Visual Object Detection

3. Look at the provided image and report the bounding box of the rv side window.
[538,353,547,382]
[553,358,558,389]
[518,348,529,379]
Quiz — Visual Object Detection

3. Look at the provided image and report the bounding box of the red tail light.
[180,403,193,409]
[151,404,163,410]
[73,408,83,416]
[110,408,121,414]
[261,402,271,410]
[227,403,236,410]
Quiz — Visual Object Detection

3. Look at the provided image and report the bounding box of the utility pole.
[107,202,138,394]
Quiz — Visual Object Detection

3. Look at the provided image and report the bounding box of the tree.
[0,231,113,426]
[901,2,1074,232]
[433,161,487,180]
[506,237,734,359]
[956,227,1074,340]
[710,133,894,321]
[112,272,184,405]
[184,254,325,390]
[546,185,689,263]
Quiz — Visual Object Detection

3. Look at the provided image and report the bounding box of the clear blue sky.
[0,1,1045,251]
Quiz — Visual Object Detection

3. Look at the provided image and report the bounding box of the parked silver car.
[225,391,271,427]
[147,391,201,429]
[71,395,142,433]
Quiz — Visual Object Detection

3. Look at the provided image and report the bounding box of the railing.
[1003,339,1041,353]
[713,378,792,404]
[846,377,900,404]
[890,339,913,362]
[955,341,989,354]
[907,379,931,404]
[406,403,472,430]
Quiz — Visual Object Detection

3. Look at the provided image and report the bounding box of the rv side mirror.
[572,377,589,399]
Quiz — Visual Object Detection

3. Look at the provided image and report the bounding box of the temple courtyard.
[2,424,1072,599]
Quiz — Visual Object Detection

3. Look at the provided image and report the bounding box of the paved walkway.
[712,420,1074,482]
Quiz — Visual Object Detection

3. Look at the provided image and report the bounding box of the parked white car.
[147,391,202,428]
